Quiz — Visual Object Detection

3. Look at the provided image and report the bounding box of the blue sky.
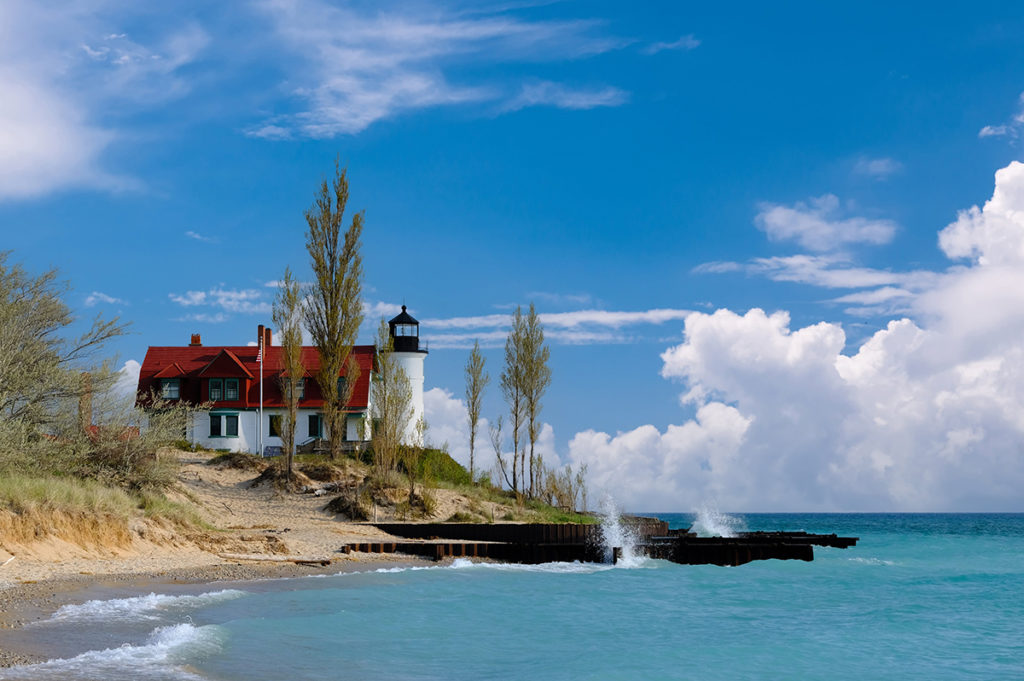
[4,1,1024,511]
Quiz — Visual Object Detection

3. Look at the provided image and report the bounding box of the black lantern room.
[388,305,426,353]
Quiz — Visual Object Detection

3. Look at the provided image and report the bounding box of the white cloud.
[978,91,1024,140]
[0,1,206,200]
[169,287,270,316]
[571,161,1024,512]
[502,81,627,112]
[84,291,125,307]
[185,230,216,242]
[251,0,627,136]
[113,359,141,399]
[422,307,692,348]
[363,300,403,320]
[937,161,1024,266]
[978,125,1010,138]
[853,156,902,179]
[755,194,897,251]
[642,34,700,55]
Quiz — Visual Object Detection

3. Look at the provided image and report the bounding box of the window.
[269,415,282,438]
[297,378,305,400]
[209,378,222,401]
[308,413,321,438]
[225,414,238,437]
[209,412,239,438]
[225,378,239,401]
[160,378,180,400]
[337,376,347,400]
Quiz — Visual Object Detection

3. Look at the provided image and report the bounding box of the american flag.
[256,336,263,362]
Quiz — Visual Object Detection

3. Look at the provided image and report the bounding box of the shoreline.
[0,553,433,668]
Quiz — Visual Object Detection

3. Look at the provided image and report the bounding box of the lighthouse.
[388,305,428,445]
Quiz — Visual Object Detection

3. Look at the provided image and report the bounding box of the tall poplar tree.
[304,160,364,460]
[464,340,489,483]
[522,303,551,498]
[272,267,303,481]
[500,306,526,496]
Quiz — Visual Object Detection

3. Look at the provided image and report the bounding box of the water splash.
[691,503,746,537]
[597,495,643,567]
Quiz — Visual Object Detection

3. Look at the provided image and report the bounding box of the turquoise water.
[3,514,1023,680]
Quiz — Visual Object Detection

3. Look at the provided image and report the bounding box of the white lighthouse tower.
[388,305,428,445]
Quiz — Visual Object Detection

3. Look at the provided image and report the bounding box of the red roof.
[137,344,375,411]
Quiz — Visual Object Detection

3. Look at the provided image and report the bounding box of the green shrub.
[416,448,471,486]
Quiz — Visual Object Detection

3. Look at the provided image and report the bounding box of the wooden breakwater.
[338,520,857,567]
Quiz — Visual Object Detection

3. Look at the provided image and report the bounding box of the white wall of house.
[189,409,368,455]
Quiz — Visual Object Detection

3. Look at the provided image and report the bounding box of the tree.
[0,252,127,441]
[304,160,364,460]
[370,320,413,482]
[521,303,551,497]
[489,415,515,491]
[500,306,526,496]
[464,340,489,482]
[272,267,303,481]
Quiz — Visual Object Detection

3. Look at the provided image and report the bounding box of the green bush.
[416,448,471,486]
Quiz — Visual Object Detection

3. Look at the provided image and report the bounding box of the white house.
[136,308,427,454]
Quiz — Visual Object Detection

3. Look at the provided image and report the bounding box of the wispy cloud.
[185,230,216,242]
[755,194,897,251]
[250,0,628,137]
[978,92,1024,140]
[174,312,229,324]
[642,34,700,55]
[0,1,207,200]
[526,291,594,307]
[502,81,627,112]
[84,291,126,307]
[422,307,692,348]
[853,156,902,180]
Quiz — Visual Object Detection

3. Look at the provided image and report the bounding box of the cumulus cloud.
[937,161,1024,265]
[424,387,560,482]
[169,287,271,316]
[570,162,1024,512]
[251,0,627,136]
[113,359,141,399]
[755,194,898,251]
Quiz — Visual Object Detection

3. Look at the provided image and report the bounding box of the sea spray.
[596,495,642,566]
[691,503,746,537]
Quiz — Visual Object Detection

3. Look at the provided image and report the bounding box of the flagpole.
[258,333,264,457]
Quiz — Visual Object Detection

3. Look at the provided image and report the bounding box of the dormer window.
[209,378,239,402]
[160,378,180,400]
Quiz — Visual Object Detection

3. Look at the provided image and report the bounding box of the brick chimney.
[190,333,202,347]
[264,326,272,348]
[258,324,265,348]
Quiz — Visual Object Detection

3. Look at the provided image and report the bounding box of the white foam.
[43,589,247,623]
[848,557,897,567]
[691,503,746,537]
[597,495,652,568]
[0,623,224,680]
